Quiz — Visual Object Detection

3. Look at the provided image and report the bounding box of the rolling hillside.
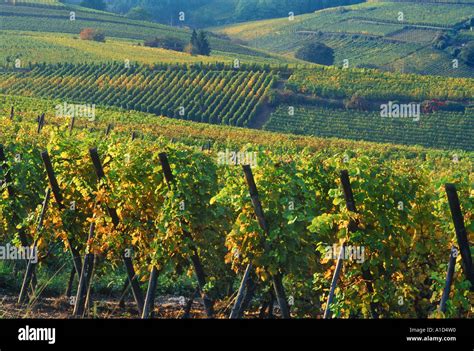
[1,0,473,151]
[214,1,474,77]
[0,30,296,66]
[0,0,473,326]
[0,2,295,66]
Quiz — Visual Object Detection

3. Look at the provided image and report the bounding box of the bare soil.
[0,294,243,319]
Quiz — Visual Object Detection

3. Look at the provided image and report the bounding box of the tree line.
[74,0,364,27]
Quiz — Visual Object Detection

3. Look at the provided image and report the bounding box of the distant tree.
[235,0,259,21]
[102,0,365,27]
[80,28,106,42]
[126,6,152,21]
[459,43,474,66]
[144,37,185,52]
[80,0,106,11]
[185,30,201,55]
[197,31,211,56]
[191,30,200,50]
[295,42,334,65]
[344,93,370,111]
[185,30,211,56]
[432,33,451,50]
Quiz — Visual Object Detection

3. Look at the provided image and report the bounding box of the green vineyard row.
[0,62,276,127]
[287,67,474,101]
[0,98,473,318]
[264,105,474,151]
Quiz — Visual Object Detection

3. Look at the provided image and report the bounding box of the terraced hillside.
[1,1,473,151]
[2,60,473,149]
[0,2,292,65]
[0,31,297,66]
[214,2,474,77]
[3,0,64,7]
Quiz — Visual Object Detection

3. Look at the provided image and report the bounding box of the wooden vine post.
[230,165,291,319]
[445,184,474,291]
[37,113,45,134]
[323,243,345,319]
[157,152,214,318]
[18,188,51,304]
[73,221,96,317]
[0,145,15,201]
[439,246,457,313]
[142,266,159,319]
[41,151,83,290]
[10,106,14,120]
[105,124,113,137]
[91,148,145,313]
[69,116,75,135]
[324,170,379,319]
[229,263,253,319]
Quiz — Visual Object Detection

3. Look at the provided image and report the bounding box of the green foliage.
[287,67,474,101]
[80,0,105,11]
[307,154,472,318]
[144,36,185,52]
[217,1,474,76]
[0,3,281,63]
[295,42,335,65]
[104,0,365,27]
[126,6,152,21]
[198,31,211,56]
[187,30,211,56]
[264,105,474,151]
[0,95,472,318]
[459,43,474,66]
[0,62,275,128]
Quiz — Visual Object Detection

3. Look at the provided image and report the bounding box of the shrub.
[80,28,106,42]
[459,43,474,66]
[344,93,370,110]
[144,37,185,52]
[295,42,334,65]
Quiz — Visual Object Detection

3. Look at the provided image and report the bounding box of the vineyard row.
[0,115,472,318]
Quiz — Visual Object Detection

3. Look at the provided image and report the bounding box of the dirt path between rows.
[0,294,269,319]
